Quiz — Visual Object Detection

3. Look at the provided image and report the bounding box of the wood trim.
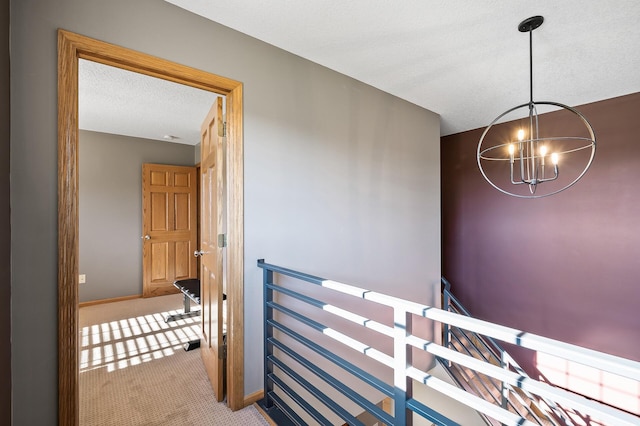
[57,29,245,425]
[253,401,277,426]
[61,30,240,95]
[226,83,245,411]
[78,294,141,308]
[58,29,80,426]
[244,390,264,407]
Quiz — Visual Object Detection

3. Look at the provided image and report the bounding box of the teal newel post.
[260,259,274,409]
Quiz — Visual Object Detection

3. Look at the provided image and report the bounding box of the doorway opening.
[58,29,245,425]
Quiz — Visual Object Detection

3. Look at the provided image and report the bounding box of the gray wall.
[79,130,196,303]
[0,0,10,422]
[10,0,441,423]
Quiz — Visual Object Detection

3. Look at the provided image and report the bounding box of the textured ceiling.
[79,59,218,145]
[80,2,640,142]
[165,0,640,136]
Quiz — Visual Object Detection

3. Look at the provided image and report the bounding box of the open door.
[199,97,226,401]
[142,164,198,297]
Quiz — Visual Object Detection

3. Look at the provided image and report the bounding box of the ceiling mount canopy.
[518,15,544,32]
[477,15,596,199]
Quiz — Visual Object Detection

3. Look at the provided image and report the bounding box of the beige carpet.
[79,294,269,426]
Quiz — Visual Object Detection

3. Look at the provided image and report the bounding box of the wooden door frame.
[57,29,245,425]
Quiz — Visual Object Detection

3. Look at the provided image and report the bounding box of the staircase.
[441,278,568,426]
[442,330,556,425]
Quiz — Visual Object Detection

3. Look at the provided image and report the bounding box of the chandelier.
[477,16,596,198]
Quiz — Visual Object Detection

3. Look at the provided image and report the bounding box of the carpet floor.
[79,294,270,425]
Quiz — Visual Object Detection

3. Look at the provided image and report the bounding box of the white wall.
[10,0,440,423]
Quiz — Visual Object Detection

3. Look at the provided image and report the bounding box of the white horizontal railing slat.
[318,278,640,382]
[406,335,640,426]
[261,263,640,426]
[317,277,640,425]
[406,367,537,426]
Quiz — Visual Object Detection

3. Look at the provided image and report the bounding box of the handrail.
[441,278,561,426]
[373,287,640,382]
[258,260,640,426]
[442,278,533,375]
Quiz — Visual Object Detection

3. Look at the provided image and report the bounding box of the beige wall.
[10,0,441,423]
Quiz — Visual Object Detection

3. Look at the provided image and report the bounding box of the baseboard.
[244,390,264,407]
[79,294,142,307]
[253,401,278,426]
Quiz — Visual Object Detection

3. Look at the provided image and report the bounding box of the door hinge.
[217,233,227,248]
[223,122,227,137]
[219,344,227,360]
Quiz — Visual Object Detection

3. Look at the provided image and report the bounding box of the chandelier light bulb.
[517,129,525,141]
[540,145,547,156]
[551,152,559,165]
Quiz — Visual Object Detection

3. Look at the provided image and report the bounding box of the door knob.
[194,250,204,257]
[142,235,151,240]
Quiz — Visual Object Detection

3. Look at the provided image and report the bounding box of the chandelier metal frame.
[477,16,596,199]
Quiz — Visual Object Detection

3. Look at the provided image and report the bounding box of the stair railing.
[441,278,571,425]
[258,259,640,426]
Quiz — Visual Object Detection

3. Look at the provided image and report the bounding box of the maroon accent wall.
[0,0,10,422]
[442,92,640,376]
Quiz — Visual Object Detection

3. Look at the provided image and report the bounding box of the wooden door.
[200,97,226,401]
[142,164,198,297]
